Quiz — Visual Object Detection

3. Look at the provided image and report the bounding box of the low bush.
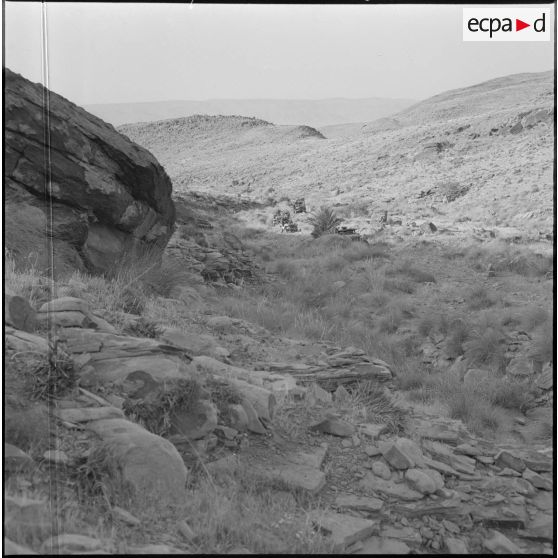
[466,286,497,310]
[308,207,343,238]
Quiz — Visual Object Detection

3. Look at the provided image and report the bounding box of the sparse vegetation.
[123,378,203,437]
[308,207,343,238]
[26,346,76,401]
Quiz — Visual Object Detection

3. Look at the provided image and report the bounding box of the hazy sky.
[5,2,555,105]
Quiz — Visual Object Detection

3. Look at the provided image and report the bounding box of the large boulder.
[5,69,175,275]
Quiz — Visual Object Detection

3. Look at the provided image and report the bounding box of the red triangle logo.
[516,19,530,31]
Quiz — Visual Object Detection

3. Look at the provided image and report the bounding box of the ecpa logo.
[463,8,551,41]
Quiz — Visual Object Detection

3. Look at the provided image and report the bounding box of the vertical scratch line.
[40,1,59,550]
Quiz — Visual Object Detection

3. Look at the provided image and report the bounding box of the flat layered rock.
[354,537,410,554]
[334,494,384,514]
[5,327,49,353]
[470,504,528,529]
[360,473,424,501]
[251,459,326,495]
[79,354,194,393]
[483,530,522,554]
[380,438,425,469]
[310,417,355,437]
[54,406,124,423]
[309,510,377,552]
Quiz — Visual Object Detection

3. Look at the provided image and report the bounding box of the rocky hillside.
[119,71,554,239]
[5,69,176,275]
[86,97,416,128]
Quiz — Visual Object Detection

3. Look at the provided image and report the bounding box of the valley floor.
[4,192,554,555]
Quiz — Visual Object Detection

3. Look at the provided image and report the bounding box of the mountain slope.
[119,71,554,236]
[86,97,416,128]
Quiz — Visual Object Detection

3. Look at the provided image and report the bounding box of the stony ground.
[4,191,554,555]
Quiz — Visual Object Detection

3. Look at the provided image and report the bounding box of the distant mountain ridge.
[321,70,554,137]
[85,97,416,127]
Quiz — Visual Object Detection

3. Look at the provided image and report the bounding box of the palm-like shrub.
[309,207,343,238]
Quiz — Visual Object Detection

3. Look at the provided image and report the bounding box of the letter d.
[534,13,545,32]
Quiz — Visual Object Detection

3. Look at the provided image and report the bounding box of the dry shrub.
[466,286,497,310]
[463,327,507,372]
[123,378,203,437]
[443,317,471,358]
[520,306,550,332]
[388,261,436,284]
[308,207,343,238]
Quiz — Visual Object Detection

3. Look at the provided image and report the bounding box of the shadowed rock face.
[4,68,175,275]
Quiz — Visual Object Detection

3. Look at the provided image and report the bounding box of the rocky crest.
[4,69,176,275]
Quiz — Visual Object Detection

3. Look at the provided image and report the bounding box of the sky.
[4,2,555,105]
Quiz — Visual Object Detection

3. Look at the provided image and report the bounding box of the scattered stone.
[455,443,481,456]
[471,505,527,529]
[445,537,468,554]
[479,476,535,496]
[364,445,382,457]
[335,494,384,514]
[442,520,460,534]
[214,425,238,440]
[111,506,140,526]
[476,455,494,465]
[371,460,391,480]
[523,468,552,491]
[54,407,125,425]
[497,467,521,477]
[309,510,376,552]
[423,457,460,477]
[405,468,437,494]
[341,439,353,448]
[530,491,553,511]
[381,526,422,545]
[310,416,355,437]
[354,537,410,554]
[4,443,35,473]
[523,453,552,473]
[358,423,388,440]
[380,438,425,469]
[495,449,526,473]
[421,468,445,490]
[483,530,522,554]
[360,473,424,501]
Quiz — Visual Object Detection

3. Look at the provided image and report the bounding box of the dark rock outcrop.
[5,69,175,275]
